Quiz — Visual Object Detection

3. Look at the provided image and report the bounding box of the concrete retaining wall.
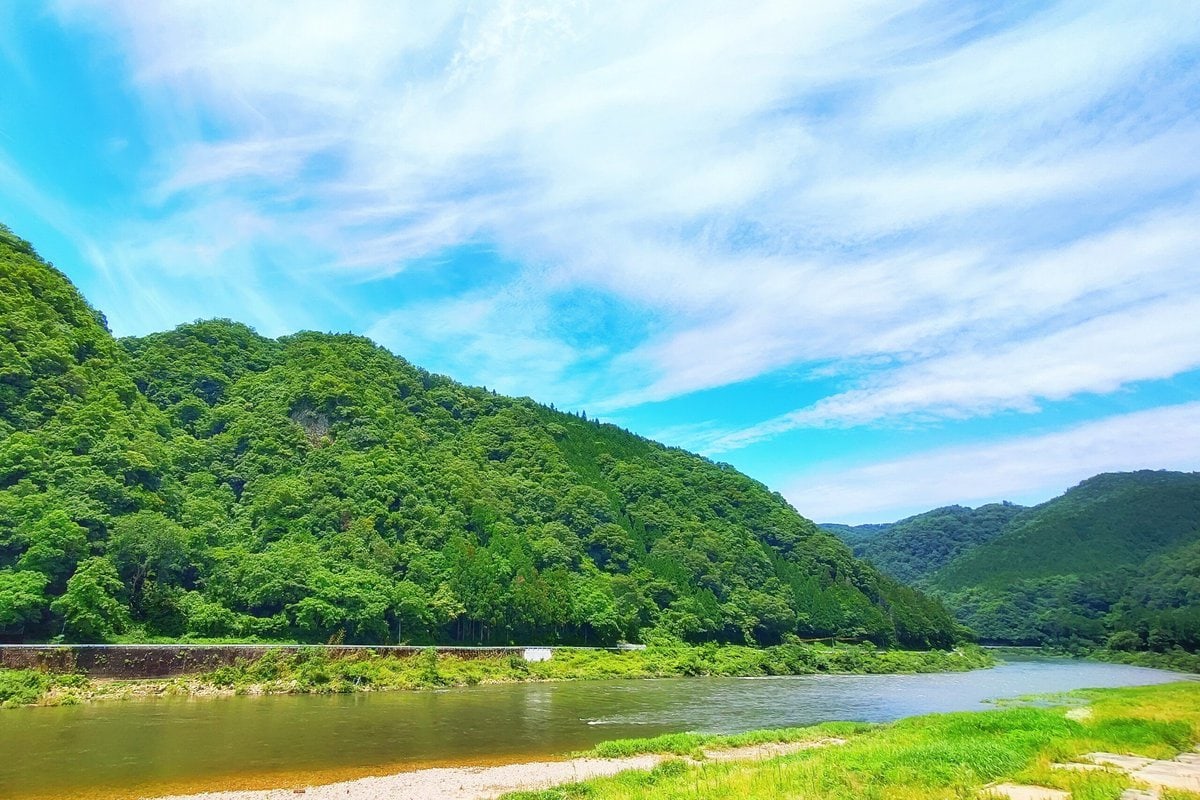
[0,644,576,679]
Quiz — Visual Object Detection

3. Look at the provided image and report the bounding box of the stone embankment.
[0,644,575,679]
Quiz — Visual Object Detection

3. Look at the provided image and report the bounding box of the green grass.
[1092,648,1200,674]
[500,682,1200,800]
[198,643,993,695]
[585,722,871,759]
[0,668,88,708]
[0,643,994,707]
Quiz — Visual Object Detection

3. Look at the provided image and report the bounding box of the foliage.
[828,471,1200,657]
[824,503,1025,584]
[1092,647,1200,674]
[195,643,994,696]
[50,557,130,640]
[0,643,994,707]
[0,668,51,707]
[0,226,962,648]
[935,472,1200,591]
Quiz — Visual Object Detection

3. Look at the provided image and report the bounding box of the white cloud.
[365,289,590,404]
[786,402,1200,523]
[703,209,1200,449]
[25,0,1200,441]
[872,0,1200,129]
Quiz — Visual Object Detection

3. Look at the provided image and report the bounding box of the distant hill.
[822,503,1026,584]
[827,472,1200,652]
[933,471,1200,590]
[817,522,891,550]
[0,222,959,647]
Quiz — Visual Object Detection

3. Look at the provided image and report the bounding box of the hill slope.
[823,503,1026,584]
[826,472,1200,650]
[933,471,1200,591]
[932,471,1200,649]
[0,224,959,647]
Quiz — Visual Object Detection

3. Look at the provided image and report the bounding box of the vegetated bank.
[0,641,994,707]
[495,681,1200,800]
[0,221,961,652]
[825,471,1200,670]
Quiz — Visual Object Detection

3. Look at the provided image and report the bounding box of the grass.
[0,668,89,708]
[500,681,1200,800]
[584,721,871,759]
[0,642,994,707]
[1092,648,1200,675]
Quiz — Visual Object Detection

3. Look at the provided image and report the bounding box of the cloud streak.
[12,0,1200,466]
[785,402,1200,523]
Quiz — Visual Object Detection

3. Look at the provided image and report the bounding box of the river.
[0,657,1190,800]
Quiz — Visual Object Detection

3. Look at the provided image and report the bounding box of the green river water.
[0,658,1190,800]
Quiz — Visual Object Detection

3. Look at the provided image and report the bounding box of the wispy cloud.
[786,402,1200,524]
[16,0,1200,448]
[704,210,1200,450]
[365,287,589,403]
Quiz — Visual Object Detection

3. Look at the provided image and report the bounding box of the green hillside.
[934,471,1200,591]
[823,503,1026,584]
[0,223,959,647]
[822,473,1200,654]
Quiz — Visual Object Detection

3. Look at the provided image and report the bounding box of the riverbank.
[1093,648,1200,675]
[987,645,1200,675]
[150,734,850,800]
[142,682,1200,800]
[0,643,994,708]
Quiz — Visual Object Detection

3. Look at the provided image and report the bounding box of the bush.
[0,669,51,707]
[1107,630,1143,652]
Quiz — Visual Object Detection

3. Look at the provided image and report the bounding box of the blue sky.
[3,1,1200,523]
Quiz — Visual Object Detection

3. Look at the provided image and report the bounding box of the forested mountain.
[0,224,960,647]
[822,503,1026,583]
[933,471,1200,650]
[816,522,891,551]
[828,472,1200,653]
[934,472,1200,591]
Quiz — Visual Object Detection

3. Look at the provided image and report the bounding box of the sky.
[2,1,1199,523]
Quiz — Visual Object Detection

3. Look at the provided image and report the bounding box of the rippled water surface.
[0,657,1190,799]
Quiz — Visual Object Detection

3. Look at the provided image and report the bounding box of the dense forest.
[827,472,1200,654]
[822,503,1026,584]
[0,224,960,647]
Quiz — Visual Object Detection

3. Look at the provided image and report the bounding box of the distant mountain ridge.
[824,471,1200,652]
[822,502,1026,584]
[0,222,959,648]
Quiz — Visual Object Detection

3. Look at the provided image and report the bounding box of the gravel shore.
[149,740,841,800]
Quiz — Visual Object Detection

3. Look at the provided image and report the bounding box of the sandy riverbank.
[149,740,843,800]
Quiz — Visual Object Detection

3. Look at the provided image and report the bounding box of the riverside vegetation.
[0,641,993,707]
[501,681,1200,800]
[0,222,961,650]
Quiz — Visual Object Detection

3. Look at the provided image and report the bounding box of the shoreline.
[0,642,996,708]
[147,739,847,800]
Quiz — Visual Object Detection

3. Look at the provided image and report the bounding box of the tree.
[0,569,48,632]
[51,558,129,640]
[17,510,89,585]
[392,580,432,642]
[107,511,189,601]
[1107,630,1143,652]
